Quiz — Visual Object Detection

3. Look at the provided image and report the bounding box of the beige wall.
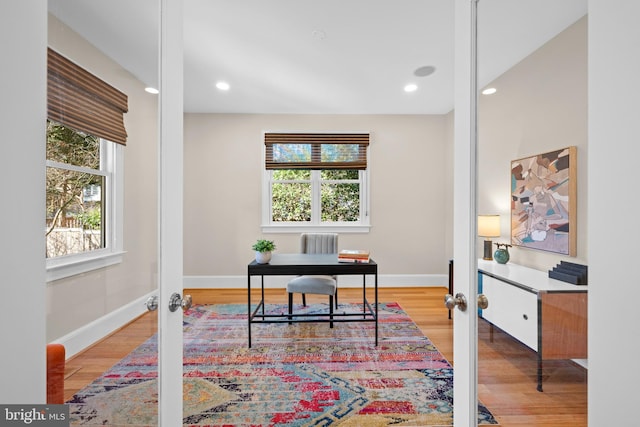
[183,114,450,280]
[183,16,587,281]
[46,15,158,341]
[478,16,588,270]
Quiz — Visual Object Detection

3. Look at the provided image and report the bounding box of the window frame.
[46,138,124,281]
[261,135,371,234]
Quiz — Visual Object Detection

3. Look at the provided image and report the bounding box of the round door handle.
[182,294,193,311]
[478,294,489,310]
[169,292,193,312]
[444,293,468,312]
[145,295,158,312]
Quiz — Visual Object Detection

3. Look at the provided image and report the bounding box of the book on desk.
[338,249,370,263]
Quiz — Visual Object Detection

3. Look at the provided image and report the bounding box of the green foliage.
[252,239,276,252]
[271,169,360,222]
[321,183,360,221]
[272,182,311,221]
[321,169,358,180]
[273,169,310,180]
[75,208,102,229]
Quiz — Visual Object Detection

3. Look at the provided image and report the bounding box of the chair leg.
[329,295,334,328]
[288,292,293,324]
[302,293,306,307]
[335,288,338,308]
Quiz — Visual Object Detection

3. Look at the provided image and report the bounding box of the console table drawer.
[481,275,538,351]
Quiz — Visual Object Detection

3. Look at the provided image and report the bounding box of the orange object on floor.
[47,343,65,404]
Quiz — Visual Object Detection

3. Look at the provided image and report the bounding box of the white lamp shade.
[478,215,500,237]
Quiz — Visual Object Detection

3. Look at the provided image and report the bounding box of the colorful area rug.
[67,302,496,426]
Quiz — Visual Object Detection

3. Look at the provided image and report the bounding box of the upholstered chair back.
[300,233,338,255]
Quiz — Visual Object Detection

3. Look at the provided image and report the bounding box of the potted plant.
[252,239,276,264]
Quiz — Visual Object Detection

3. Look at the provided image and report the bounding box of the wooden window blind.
[47,48,129,145]
[265,133,369,170]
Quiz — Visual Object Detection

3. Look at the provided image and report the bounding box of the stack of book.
[338,249,370,263]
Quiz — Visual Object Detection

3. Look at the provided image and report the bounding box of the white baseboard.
[51,291,155,359]
[184,274,447,289]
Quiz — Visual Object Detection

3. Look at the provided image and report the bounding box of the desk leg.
[261,275,265,316]
[537,355,543,392]
[375,272,378,346]
[247,272,252,348]
[362,274,366,318]
[536,297,543,392]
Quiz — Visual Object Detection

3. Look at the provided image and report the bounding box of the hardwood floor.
[62,287,587,426]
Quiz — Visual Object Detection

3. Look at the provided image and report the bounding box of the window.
[262,133,370,233]
[45,121,124,280]
[46,49,128,280]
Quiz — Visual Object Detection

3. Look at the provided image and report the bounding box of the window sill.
[261,224,371,234]
[46,250,125,282]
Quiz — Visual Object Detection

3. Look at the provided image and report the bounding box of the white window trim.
[46,141,125,282]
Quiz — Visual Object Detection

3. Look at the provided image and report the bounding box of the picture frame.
[510,146,577,256]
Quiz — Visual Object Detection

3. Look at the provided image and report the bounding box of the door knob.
[169,292,193,312]
[145,295,158,311]
[478,294,489,310]
[444,293,467,311]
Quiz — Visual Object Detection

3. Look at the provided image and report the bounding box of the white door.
[156,1,482,424]
[43,0,184,423]
[452,1,480,426]
[157,0,185,424]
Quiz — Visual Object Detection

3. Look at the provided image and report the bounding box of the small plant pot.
[255,251,272,264]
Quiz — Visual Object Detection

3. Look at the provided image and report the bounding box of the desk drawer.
[481,275,538,351]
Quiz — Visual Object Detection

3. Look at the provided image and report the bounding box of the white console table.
[478,259,587,392]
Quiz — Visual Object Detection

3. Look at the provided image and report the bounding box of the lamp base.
[483,239,493,260]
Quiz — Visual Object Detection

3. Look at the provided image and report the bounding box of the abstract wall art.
[511,146,577,256]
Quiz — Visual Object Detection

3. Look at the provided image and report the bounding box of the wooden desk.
[247,253,378,347]
[478,259,587,391]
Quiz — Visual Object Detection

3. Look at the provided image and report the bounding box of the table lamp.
[478,215,500,260]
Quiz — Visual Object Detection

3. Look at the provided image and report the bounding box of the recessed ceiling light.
[216,81,230,91]
[145,87,159,94]
[414,65,436,77]
[404,84,418,93]
[482,87,497,95]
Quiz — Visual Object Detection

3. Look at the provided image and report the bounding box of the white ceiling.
[48,0,586,115]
